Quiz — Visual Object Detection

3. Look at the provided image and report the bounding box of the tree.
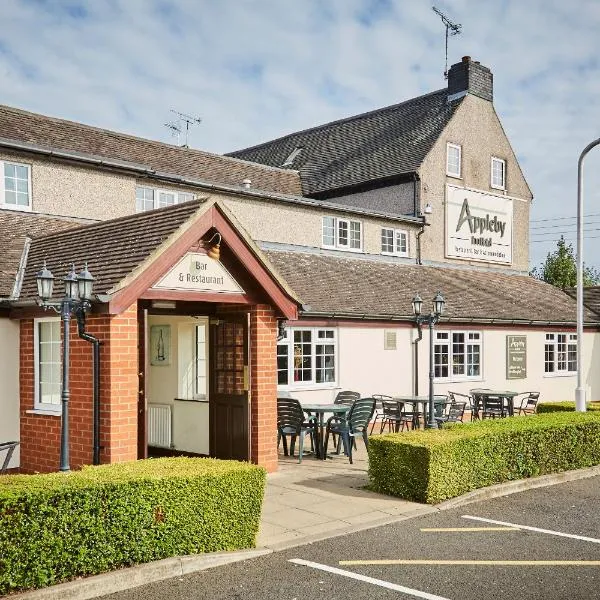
[530,236,600,289]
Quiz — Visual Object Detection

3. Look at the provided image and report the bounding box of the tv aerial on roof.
[432,6,462,79]
[164,110,202,148]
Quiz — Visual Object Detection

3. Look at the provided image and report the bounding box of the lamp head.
[77,262,95,301]
[433,291,445,316]
[36,261,54,302]
[411,293,423,317]
[64,264,79,300]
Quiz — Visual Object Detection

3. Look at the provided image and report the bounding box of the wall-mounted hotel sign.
[446,185,513,264]
[152,252,244,294]
[506,335,527,379]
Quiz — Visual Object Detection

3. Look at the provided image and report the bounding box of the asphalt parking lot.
[105,476,600,600]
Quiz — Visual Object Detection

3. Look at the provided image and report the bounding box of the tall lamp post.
[576,138,600,412]
[36,262,95,471]
[412,291,445,429]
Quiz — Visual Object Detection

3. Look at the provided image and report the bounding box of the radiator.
[148,404,173,448]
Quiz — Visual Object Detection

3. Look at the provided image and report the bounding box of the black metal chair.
[0,441,19,474]
[334,390,361,405]
[516,392,540,415]
[370,394,392,434]
[323,397,376,464]
[435,402,466,427]
[448,391,474,420]
[379,400,412,433]
[276,398,316,463]
[481,396,505,419]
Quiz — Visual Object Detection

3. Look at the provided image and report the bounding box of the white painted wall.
[0,319,20,468]
[147,315,209,455]
[278,323,600,406]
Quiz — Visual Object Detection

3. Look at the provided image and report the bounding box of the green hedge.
[368,412,600,505]
[0,457,266,594]
[537,401,600,413]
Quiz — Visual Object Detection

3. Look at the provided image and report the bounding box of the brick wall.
[19,303,138,473]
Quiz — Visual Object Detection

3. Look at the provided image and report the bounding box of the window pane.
[315,343,335,383]
[277,343,289,385]
[4,163,15,177]
[492,159,505,188]
[293,330,312,382]
[178,192,194,203]
[452,333,465,375]
[350,221,361,249]
[545,342,555,373]
[158,192,176,207]
[381,228,393,253]
[16,165,28,179]
[434,342,449,378]
[395,231,407,254]
[337,221,349,247]
[37,321,61,406]
[322,217,335,246]
[447,145,460,175]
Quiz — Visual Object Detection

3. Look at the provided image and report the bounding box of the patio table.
[470,389,519,419]
[301,403,351,459]
[392,396,452,428]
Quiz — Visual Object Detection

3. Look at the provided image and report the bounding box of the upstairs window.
[491,157,506,190]
[545,333,577,375]
[322,216,362,251]
[1,161,31,210]
[446,143,461,178]
[381,228,408,256]
[136,186,195,212]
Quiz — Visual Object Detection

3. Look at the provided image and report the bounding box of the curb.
[11,549,272,600]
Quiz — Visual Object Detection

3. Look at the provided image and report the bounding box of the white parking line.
[462,515,600,544]
[289,558,451,600]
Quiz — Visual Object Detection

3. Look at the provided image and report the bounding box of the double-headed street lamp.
[36,262,95,472]
[412,291,445,429]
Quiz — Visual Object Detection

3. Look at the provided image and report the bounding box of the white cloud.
[1,0,600,268]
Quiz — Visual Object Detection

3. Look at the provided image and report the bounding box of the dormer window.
[281,147,303,168]
[322,216,362,251]
[1,161,31,210]
[446,143,461,178]
[491,157,506,190]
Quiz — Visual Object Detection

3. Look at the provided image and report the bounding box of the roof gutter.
[0,137,424,226]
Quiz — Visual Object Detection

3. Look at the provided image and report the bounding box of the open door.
[209,314,250,461]
[137,306,148,459]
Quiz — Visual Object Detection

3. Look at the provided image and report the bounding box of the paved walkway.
[258,441,436,550]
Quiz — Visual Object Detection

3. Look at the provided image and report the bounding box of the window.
[194,323,208,399]
[434,331,481,379]
[1,161,31,210]
[321,217,362,251]
[446,143,461,178]
[545,333,577,374]
[277,328,337,387]
[34,318,61,411]
[491,157,506,190]
[135,186,195,212]
[381,228,408,256]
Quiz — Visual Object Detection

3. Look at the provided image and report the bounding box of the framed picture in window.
[150,324,171,366]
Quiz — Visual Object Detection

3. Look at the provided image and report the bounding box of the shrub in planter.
[0,457,266,594]
[368,412,600,505]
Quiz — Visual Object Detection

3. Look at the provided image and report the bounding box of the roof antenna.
[168,110,202,148]
[432,6,462,79]
[164,121,181,146]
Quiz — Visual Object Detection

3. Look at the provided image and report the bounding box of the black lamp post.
[36,262,94,472]
[412,291,445,429]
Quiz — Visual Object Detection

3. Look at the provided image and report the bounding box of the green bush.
[536,401,600,413]
[368,412,600,505]
[0,457,266,594]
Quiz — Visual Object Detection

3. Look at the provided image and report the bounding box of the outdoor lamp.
[77,263,95,301]
[64,265,79,300]
[36,261,54,302]
[411,293,423,317]
[433,291,445,316]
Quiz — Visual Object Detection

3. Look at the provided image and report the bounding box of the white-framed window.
[434,331,481,380]
[545,333,577,375]
[321,216,362,251]
[194,323,208,399]
[277,328,337,387]
[34,318,62,411]
[135,186,195,213]
[491,157,506,190]
[1,160,31,210]
[446,143,461,178]
[381,228,408,256]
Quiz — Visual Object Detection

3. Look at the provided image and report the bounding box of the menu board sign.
[506,335,527,379]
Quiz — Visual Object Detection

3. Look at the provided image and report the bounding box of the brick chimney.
[447,56,493,102]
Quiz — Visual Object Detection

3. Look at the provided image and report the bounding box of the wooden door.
[209,314,250,461]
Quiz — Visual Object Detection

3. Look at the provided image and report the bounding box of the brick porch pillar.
[249,304,278,472]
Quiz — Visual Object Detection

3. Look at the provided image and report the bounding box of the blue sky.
[1,0,600,269]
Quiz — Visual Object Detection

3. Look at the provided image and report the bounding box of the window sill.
[543,372,576,378]
[434,377,483,384]
[381,251,410,258]
[491,185,506,192]
[26,408,61,416]
[1,204,32,212]
[446,173,462,179]
[278,383,338,392]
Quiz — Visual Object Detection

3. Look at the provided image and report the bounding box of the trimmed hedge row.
[0,457,266,594]
[368,412,600,505]
[537,401,600,413]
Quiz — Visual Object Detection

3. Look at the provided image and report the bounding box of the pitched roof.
[565,286,600,317]
[21,201,204,300]
[263,250,598,324]
[0,104,302,196]
[0,211,85,299]
[227,89,462,196]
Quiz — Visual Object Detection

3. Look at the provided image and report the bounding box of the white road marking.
[289,558,451,600]
[340,559,600,566]
[462,515,600,544]
[420,527,519,532]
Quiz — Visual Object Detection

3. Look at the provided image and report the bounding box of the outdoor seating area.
[277,388,542,464]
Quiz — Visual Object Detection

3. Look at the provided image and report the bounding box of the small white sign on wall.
[446,185,513,265]
[152,252,244,294]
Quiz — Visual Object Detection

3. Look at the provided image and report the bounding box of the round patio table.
[301,403,351,459]
[470,389,519,418]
